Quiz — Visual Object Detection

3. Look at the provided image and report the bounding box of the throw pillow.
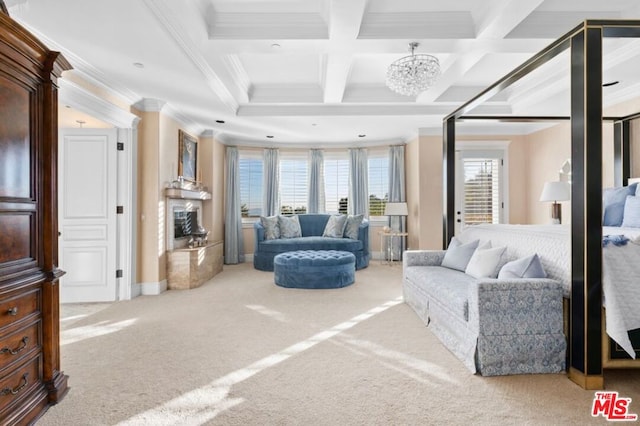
[278,215,302,238]
[622,195,640,228]
[343,214,364,240]
[603,183,638,226]
[498,254,547,279]
[465,244,506,279]
[323,214,348,238]
[441,237,480,272]
[260,215,280,240]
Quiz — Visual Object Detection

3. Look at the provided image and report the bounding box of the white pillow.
[498,254,547,279]
[465,244,506,279]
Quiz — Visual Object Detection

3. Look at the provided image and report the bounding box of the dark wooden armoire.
[0,2,69,423]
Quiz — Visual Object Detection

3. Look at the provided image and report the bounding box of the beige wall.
[135,109,161,284]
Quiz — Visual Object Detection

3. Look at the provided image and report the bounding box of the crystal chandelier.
[386,42,441,97]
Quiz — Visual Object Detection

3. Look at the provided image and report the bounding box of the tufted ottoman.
[274,250,356,289]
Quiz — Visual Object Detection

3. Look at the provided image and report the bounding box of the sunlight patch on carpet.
[61,319,137,346]
[245,304,288,322]
[118,297,403,426]
[332,335,460,385]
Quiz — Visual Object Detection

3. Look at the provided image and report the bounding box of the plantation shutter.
[324,152,349,214]
[279,153,309,215]
[239,150,263,217]
[463,158,501,225]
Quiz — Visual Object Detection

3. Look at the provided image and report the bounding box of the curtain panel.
[224,146,245,264]
[388,145,407,255]
[263,148,280,216]
[348,148,369,216]
[308,149,325,213]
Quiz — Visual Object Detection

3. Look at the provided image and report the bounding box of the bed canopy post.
[568,24,604,389]
[443,117,456,248]
[613,120,631,186]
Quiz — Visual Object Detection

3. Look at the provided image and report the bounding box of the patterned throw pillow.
[603,183,638,226]
[260,215,280,240]
[278,215,302,238]
[343,214,364,240]
[322,214,348,238]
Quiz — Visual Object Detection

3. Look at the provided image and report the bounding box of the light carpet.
[39,262,639,425]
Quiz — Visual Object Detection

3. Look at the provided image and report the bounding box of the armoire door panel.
[0,214,31,264]
[0,75,30,200]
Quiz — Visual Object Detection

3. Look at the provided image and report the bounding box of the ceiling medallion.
[386,42,440,97]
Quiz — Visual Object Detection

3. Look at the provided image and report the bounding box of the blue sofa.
[253,214,370,271]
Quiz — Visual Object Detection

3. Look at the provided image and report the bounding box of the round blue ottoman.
[274,250,356,289]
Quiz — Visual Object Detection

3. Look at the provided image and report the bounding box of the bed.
[456,223,640,363]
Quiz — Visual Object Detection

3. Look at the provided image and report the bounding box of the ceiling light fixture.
[358,134,366,138]
[386,42,440,97]
[266,135,274,138]
[133,62,145,68]
[603,81,619,87]
[216,120,225,124]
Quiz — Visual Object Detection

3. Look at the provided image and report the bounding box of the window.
[239,151,263,218]
[460,152,503,226]
[279,153,308,215]
[368,150,389,217]
[324,152,349,214]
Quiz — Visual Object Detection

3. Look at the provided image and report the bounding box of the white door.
[59,129,118,302]
[455,149,505,235]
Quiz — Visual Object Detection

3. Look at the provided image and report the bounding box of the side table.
[379,231,408,265]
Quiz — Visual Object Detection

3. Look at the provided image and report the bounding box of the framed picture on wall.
[178,130,197,181]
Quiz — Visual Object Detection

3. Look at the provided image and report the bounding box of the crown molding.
[222,54,251,102]
[221,135,405,149]
[142,0,239,113]
[133,98,166,112]
[163,104,205,137]
[59,79,140,128]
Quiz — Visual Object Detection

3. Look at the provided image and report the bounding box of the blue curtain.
[224,146,245,264]
[389,145,406,255]
[348,148,369,216]
[308,149,325,213]
[263,148,280,216]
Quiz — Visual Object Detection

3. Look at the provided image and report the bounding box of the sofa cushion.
[258,236,363,253]
[297,214,331,237]
[404,266,474,322]
[343,214,364,239]
[441,237,479,272]
[260,215,280,240]
[323,214,348,237]
[278,215,302,238]
[622,195,640,228]
[498,254,547,279]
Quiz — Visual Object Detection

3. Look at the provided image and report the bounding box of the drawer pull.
[0,337,29,355]
[0,373,28,396]
[7,307,18,316]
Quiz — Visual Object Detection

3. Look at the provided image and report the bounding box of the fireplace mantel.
[165,188,212,200]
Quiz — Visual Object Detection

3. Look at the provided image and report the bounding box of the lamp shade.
[539,181,570,202]
[384,202,408,216]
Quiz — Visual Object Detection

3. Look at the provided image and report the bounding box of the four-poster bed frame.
[442,20,640,389]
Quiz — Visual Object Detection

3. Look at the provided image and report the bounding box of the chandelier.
[386,42,441,97]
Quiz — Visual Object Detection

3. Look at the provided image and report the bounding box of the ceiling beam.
[473,0,544,39]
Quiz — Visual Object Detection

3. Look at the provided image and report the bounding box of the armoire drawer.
[0,290,40,330]
[0,321,40,373]
[0,353,42,414]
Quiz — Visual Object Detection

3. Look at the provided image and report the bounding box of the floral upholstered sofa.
[402,233,566,376]
[253,213,370,271]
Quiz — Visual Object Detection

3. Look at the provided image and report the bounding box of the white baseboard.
[244,254,253,262]
[139,279,167,296]
[131,282,142,299]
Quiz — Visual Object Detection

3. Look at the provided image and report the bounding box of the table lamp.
[539,181,570,224]
[384,202,408,231]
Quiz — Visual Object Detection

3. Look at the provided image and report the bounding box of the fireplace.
[166,198,203,250]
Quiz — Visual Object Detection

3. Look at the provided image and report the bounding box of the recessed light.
[312,123,317,126]
[358,134,366,138]
[65,105,71,109]
[216,120,225,124]
[266,135,274,138]
[603,81,619,87]
[133,62,145,69]
[271,43,281,49]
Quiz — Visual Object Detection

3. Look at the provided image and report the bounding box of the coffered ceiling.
[7,0,640,146]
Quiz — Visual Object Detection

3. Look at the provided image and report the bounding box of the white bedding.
[458,224,640,359]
